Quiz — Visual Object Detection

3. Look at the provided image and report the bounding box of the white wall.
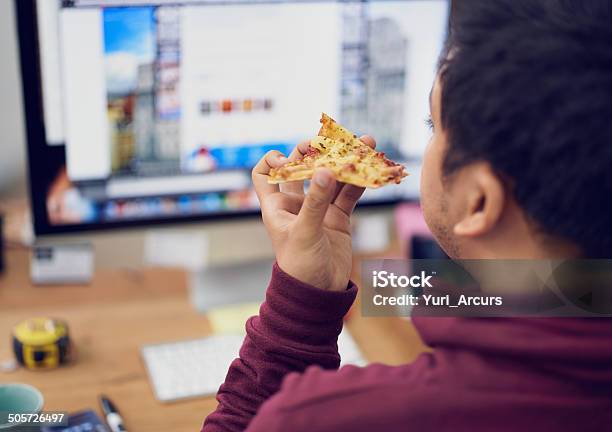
[0,0,27,196]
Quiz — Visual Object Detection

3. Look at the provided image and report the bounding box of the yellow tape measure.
[12,318,73,369]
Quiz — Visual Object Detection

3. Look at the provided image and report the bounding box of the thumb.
[297,168,336,236]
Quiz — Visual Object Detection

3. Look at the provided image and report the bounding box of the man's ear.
[453,162,505,237]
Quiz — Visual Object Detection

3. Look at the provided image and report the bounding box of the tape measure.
[12,318,73,370]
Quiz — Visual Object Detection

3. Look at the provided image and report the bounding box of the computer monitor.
[16,0,449,235]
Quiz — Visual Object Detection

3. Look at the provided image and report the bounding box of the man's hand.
[252,137,376,292]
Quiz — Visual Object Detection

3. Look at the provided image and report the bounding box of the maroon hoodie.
[202,263,612,431]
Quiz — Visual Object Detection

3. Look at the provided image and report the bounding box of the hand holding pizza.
[252,136,376,292]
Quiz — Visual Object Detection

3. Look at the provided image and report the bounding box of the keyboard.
[141,328,366,402]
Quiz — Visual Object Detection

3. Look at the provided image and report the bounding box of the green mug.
[0,383,44,430]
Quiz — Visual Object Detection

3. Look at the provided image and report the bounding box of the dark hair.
[439,0,612,257]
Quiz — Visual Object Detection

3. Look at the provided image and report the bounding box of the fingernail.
[314,170,330,188]
[278,156,288,163]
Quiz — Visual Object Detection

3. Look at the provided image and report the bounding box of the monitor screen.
[18,0,448,234]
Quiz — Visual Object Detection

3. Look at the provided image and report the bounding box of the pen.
[99,394,127,432]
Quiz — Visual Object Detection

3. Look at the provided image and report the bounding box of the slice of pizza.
[268,113,407,188]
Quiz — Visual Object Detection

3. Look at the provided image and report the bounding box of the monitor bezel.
[16,0,426,237]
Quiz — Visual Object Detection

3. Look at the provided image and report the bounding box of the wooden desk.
[0,248,426,431]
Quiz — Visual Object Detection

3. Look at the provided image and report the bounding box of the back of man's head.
[439,0,612,257]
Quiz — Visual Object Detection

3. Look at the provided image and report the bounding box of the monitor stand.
[189,258,274,312]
